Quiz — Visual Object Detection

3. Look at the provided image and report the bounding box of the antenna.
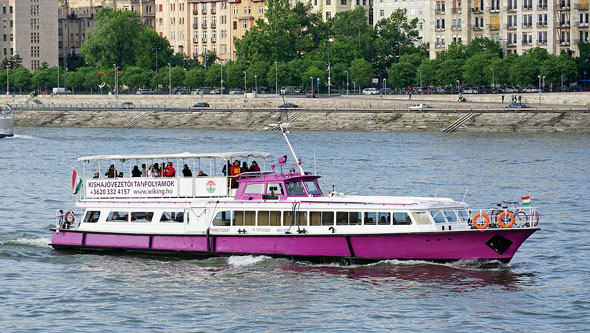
[462,186,469,202]
[277,112,305,175]
[313,148,317,175]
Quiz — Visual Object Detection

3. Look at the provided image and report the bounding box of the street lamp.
[220,63,224,95]
[6,65,9,95]
[417,70,422,88]
[275,61,278,96]
[322,43,331,96]
[243,71,246,92]
[490,68,495,93]
[383,78,387,95]
[456,79,460,97]
[254,75,258,96]
[345,70,349,96]
[113,64,119,105]
[168,63,171,95]
[152,47,160,73]
[310,76,313,97]
[537,75,542,105]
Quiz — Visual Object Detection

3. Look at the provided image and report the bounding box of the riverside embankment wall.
[5,93,590,132]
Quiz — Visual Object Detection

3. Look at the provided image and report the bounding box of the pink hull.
[51,229,537,262]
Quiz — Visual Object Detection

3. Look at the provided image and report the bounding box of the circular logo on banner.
[206,180,216,193]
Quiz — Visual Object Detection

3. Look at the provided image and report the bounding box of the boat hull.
[51,228,538,263]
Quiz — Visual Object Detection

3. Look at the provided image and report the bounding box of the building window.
[326,11,331,19]
[380,9,384,17]
[242,21,247,29]
[341,0,347,4]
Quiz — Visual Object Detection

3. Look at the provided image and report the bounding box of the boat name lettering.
[210,227,230,232]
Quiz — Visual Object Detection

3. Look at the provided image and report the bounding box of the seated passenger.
[222,160,230,176]
[242,161,249,173]
[141,164,147,177]
[93,172,99,178]
[118,171,124,178]
[163,162,176,177]
[230,160,241,176]
[132,165,142,177]
[198,170,208,177]
[153,163,161,177]
[105,165,116,178]
[182,164,193,177]
[249,161,261,172]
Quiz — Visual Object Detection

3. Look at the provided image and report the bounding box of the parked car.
[136,88,154,95]
[462,87,479,94]
[378,87,393,94]
[121,101,134,109]
[362,88,379,95]
[192,102,210,108]
[174,88,191,94]
[434,87,446,94]
[229,89,243,95]
[52,88,72,95]
[279,103,298,108]
[504,103,527,109]
[504,85,520,93]
[305,89,316,98]
[408,103,430,110]
[522,86,538,93]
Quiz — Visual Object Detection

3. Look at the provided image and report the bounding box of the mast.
[279,122,305,176]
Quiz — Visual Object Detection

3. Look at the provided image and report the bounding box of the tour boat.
[51,122,539,264]
[0,105,13,138]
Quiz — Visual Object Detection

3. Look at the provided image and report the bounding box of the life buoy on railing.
[532,210,540,226]
[497,211,515,228]
[64,210,76,225]
[472,212,489,229]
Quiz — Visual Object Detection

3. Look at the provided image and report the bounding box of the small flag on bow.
[72,168,83,194]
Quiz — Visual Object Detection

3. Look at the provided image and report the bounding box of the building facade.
[155,0,232,62]
[373,0,430,44]
[228,0,265,61]
[0,0,58,70]
[59,0,155,61]
[430,0,590,58]
[295,0,373,24]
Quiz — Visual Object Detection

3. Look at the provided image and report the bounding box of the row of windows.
[213,210,417,227]
[83,211,185,224]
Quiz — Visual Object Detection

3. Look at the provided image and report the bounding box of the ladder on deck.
[271,111,303,131]
[122,110,156,129]
[442,113,480,133]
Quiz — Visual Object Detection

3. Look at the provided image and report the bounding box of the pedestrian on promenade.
[502,95,505,103]
[518,95,522,103]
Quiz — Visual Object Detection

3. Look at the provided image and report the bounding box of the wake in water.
[227,255,271,267]
[0,236,52,248]
[6,134,38,140]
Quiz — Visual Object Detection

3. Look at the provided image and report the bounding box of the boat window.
[392,212,412,225]
[336,212,348,225]
[285,181,306,195]
[364,212,377,225]
[269,211,281,226]
[244,183,265,194]
[234,211,255,226]
[258,211,270,226]
[160,212,184,223]
[130,212,154,223]
[310,212,321,226]
[106,211,129,222]
[429,210,447,223]
[412,212,432,225]
[444,211,458,223]
[213,211,232,226]
[350,212,362,225]
[83,211,101,223]
[322,212,334,225]
[457,210,469,223]
[266,183,284,195]
[378,212,391,225]
[303,181,320,195]
[282,211,307,226]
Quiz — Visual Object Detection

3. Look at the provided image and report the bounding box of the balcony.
[537,40,547,45]
[537,4,548,9]
[193,23,198,29]
[578,21,589,27]
[559,21,571,27]
[537,22,548,27]
[202,23,207,28]
[435,26,446,31]
[435,43,445,48]
[488,24,500,30]
[473,26,484,31]
[507,7,517,12]
[507,41,517,47]
[211,7,216,14]
[211,22,216,28]
[193,9,198,15]
[228,0,241,3]
[559,2,571,10]
[522,40,533,45]
[522,6,533,11]
[211,37,216,43]
[507,24,517,30]
[471,7,483,13]
[193,37,198,43]
[202,37,208,43]
[522,23,533,28]
[451,24,462,31]
[452,8,462,14]
[490,7,500,12]
[560,40,571,45]
[435,9,446,14]
[202,8,207,15]
[575,3,589,10]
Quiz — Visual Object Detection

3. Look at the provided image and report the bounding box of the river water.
[1,127,589,331]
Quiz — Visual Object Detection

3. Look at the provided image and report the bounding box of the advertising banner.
[86,179,178,198]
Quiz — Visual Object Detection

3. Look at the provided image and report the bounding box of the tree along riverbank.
[12,109,590,133]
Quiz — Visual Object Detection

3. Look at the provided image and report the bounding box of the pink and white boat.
[51,123,539,263]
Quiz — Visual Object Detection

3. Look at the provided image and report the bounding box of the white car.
[362,88,379,95]
[408,103,430,110]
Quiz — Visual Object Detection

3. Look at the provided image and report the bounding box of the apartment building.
[0,0,58,70]
[59,0,155,61]
[373,0,430,44]
[295,0,373,24]
[430,0,590,58]
[228,0,264,61]
[155,0,231,62]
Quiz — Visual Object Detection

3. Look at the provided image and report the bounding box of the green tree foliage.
[540,53,577,85]
[417,59,439,87]
[81,8,172,70]
[1,55,23,69]
[122,66,151,89]
[12,67,32,92]
[328,8,375,62]
[349,58,374,87]
[465,37,503,58]
[576,42,590,79]
[66,70,86,92]
[184,67,206,88]
[462,51,500,86]
[31,62,52,90]
[436,59,463,86]
[373,9,421,75]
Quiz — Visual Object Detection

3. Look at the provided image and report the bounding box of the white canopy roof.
[77,151,272,162]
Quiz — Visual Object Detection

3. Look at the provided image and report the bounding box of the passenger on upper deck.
[141,164,147,177]
[198,170,208,177]
[152,163,161,177]
[93,172,99,178]
[242,161,249,173]
[148,164,159,177]
[230,160,242,176]
[132,166,142,177]
[249,161,260,172]
[118,172,124,178]
[182,164,192,177]
[163,162,176,177]
[222,160,230,176]
[105,165,116,178]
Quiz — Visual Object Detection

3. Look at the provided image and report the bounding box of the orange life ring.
[532,210,539,226]
[64,210,76,224]
[497,211,515,228]
[472,212,489,229]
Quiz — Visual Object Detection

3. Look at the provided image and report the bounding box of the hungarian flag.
[72,168,83,194]
[5,104,13,113]
[521,195,531,206]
